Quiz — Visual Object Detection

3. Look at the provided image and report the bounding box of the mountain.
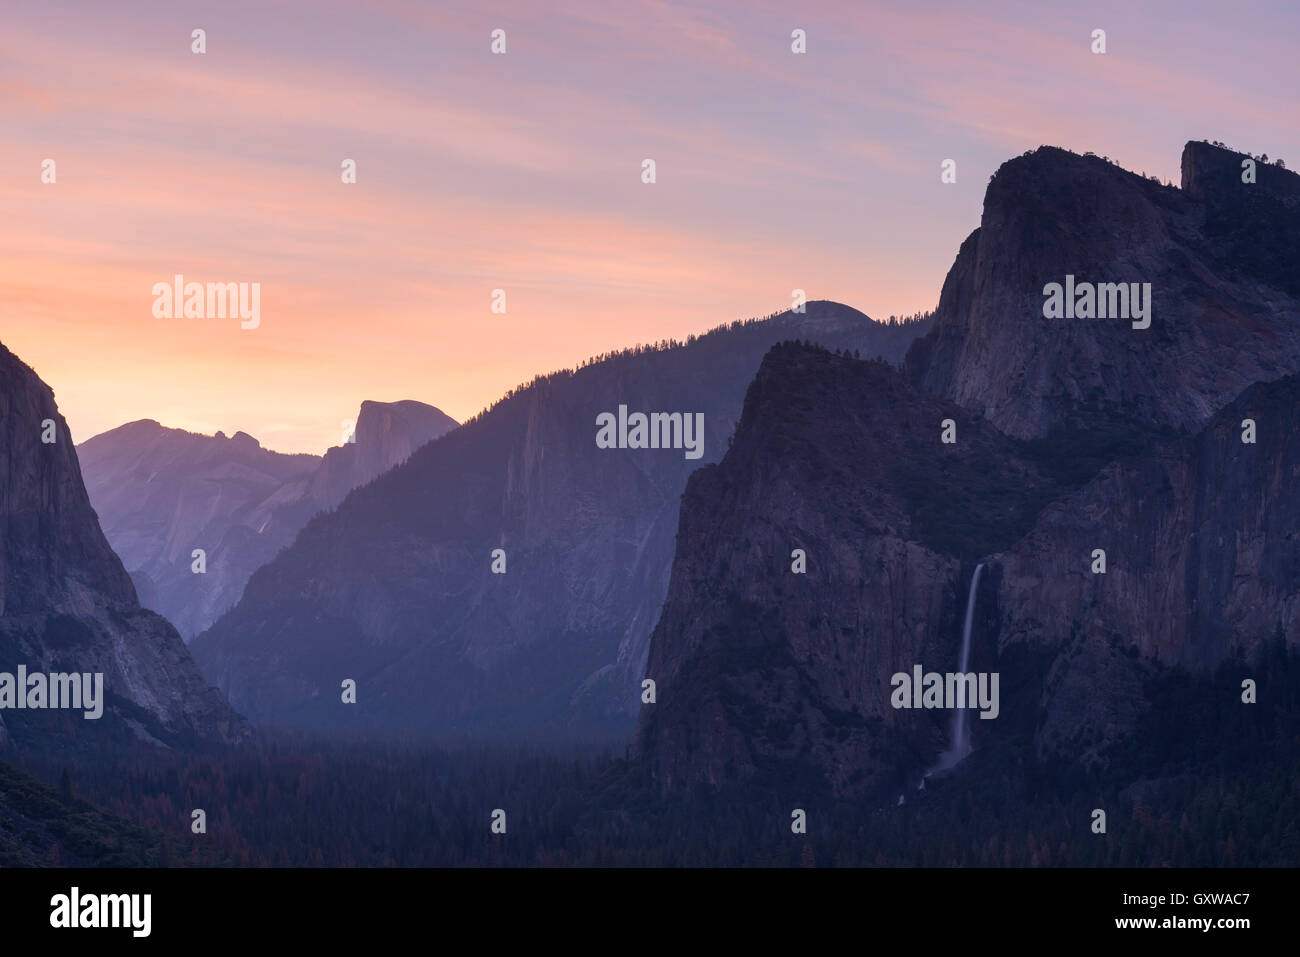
[905,142,1300,442]
[634,142,1300,798]
[78,424,320,641]
[189,302,932,733]
[306,400,460,508]
[78,400,457,640]
[633,344,1061,796]
[0,341,247,754]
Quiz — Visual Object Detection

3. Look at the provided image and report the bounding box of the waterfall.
[949,562,985,760]
[925,562,985,778]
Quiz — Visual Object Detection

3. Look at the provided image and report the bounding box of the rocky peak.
[905,142,1300,442]
[307,399,459,509]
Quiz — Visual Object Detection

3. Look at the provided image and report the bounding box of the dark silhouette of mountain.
[189,303,932,733]
[0,342,247,754]
[634,142,1300,799]
[78,400,457,640]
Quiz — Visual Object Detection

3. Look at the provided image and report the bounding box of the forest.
[6,635,1297,867]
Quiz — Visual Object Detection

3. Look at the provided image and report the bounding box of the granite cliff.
[0,342,247,753]
[635,142,1300,797]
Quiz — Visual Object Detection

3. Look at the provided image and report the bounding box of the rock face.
[635,142,1300,798]
[994,373,1300,764]
[0,341,247,752]
[905,143,1300,441]
[78,423,319,641]
[633,344,1058,796]
[79,400,456,640]
[305,400,460,509]
[188,303,932,733]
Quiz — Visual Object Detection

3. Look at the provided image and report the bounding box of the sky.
[2,0,1296,453]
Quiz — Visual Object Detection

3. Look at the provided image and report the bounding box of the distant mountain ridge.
[190,302,932,734]
[78,400,457,640]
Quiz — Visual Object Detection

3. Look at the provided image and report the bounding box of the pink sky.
[2,0,1296,452]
